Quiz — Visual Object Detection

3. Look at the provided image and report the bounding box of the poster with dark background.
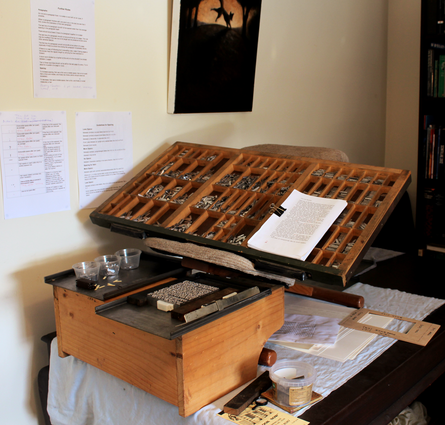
[169,0,262,114]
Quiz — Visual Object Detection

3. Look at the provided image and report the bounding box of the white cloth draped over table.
[47,283,445,425]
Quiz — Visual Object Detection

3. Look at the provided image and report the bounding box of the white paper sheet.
[76,111,133,208]
[247,190,347,260]
[0,111,70,219]
[31,0,96,98]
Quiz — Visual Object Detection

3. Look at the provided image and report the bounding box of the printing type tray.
[90,142,411,285]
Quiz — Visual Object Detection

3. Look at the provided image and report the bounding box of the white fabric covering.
[47,283,445,425]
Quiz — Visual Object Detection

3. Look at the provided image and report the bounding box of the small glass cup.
[114,248,142,270]
[72,261,100,281]
[94,255,121,276]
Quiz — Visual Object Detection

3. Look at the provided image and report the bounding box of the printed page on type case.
[247,190,347,260]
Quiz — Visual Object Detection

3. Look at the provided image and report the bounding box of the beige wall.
[385,0,421,211]
[0,1,417,424]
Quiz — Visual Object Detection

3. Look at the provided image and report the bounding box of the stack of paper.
[269,293,393,363]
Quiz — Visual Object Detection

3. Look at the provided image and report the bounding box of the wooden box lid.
[90,142,411,286]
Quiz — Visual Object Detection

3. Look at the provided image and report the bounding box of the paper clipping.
[76,112,133,209]
[248,190,347,260]
[219,402,309,425]
[31,0,97,98]
[0,111,70,219]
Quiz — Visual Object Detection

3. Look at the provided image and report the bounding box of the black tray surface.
[44,251,186,301]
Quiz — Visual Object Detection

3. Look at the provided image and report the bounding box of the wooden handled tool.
[285,284,364,308]
[258,348,277,366]
[181,257,364,309]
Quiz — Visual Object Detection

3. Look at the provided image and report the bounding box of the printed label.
[289,384,312,406]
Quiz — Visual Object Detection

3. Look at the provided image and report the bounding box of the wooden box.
[46,253,284,417]
[90,142,411,285]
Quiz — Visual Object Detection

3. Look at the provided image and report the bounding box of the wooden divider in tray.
[91,142,411,286]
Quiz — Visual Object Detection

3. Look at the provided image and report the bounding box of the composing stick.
[223,371,272,415]
[339,308,441,346]
[171,288,238,321]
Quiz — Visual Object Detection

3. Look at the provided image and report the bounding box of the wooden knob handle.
[258,348,277,366]
[286,284,364,309]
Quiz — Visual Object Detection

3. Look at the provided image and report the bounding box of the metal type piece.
[331,261,340,269]
[342,239,357,254]
[361,191,376,205]
[168,215,193,232]
[179,171,199,181]
[178,149,189,157]
[239,200,256,217]
[143,184,164,198]
[277,186,289,196]
[149,280,219,306]
[338,187,351,199]
[202,154,217,161]
[172,193,190,204]
[251,179,266,191]
[216,173,239,187]
[164,170,182,178]
[325,188,337,198]
[209,196,229,211]
[120,210,133,220]
[196,169,214,182]
[312,169,325,176]
[133,212,151,222]
[156,162,174,175]
[265,178,277,190]
[194,195,218,209]
[234,175,258,190]
[228,234,246,245]
[157,186,182,202]
[326,234,346,251]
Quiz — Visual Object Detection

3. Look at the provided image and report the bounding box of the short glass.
[94,255,121,276]
[114,248,142,270]
[72,261,100,281]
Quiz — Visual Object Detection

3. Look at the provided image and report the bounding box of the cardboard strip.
[339,308,440,346]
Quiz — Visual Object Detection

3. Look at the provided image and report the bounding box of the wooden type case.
[90,142,411,285]
[49,254,284,417]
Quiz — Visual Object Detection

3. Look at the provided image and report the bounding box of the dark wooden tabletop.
[300,253,445,425]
